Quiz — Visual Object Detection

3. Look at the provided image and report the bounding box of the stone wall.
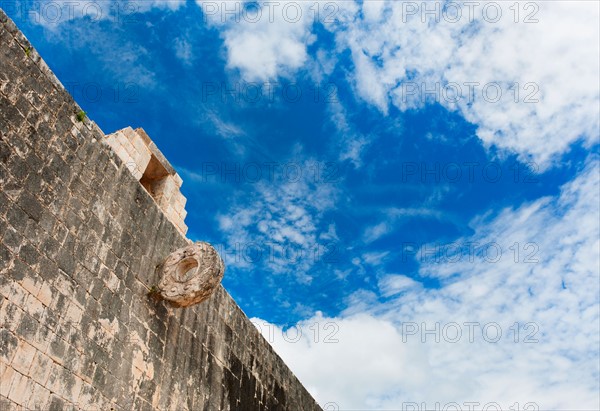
[104,127,188,235]
[0,8,321,411]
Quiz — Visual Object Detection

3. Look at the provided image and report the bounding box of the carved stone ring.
[157,242,225,307]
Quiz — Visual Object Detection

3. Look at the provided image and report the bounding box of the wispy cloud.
[215,155,340,282]
[173,36,193,65]
[363,207,447,243]
[327,96,370,168]
[378,274,422,297]
[256,157,600,409]
[204,111,245,138]
[326,1,600,167]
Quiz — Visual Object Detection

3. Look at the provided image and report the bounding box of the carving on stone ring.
[156,242,225,307]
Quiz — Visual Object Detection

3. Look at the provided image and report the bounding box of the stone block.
[9,339,36,376]
[26,381,51,410]
[0,329,19,365]
[7,369,31,406]
[29,350,51,386]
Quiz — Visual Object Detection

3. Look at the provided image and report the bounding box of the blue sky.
[6,1,599,409]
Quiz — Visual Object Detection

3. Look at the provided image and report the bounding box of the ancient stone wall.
[0,8,321,411]
[104,127,188,235]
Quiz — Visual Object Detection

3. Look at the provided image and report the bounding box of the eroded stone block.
[156,242,225,308]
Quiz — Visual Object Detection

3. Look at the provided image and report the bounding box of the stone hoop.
[157,242,225,307]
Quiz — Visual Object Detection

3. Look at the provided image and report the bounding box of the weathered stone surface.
[157,242,224,307]
[104,127,188,235]
[0,7,322,411]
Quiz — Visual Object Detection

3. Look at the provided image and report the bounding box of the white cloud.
[173,37,193,65]
[197,0,317,81]
[326,0,600,167]
[256,158,600,410]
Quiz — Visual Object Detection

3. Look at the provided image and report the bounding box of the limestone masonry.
[0,8,322,410]
[104,127,188,236]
